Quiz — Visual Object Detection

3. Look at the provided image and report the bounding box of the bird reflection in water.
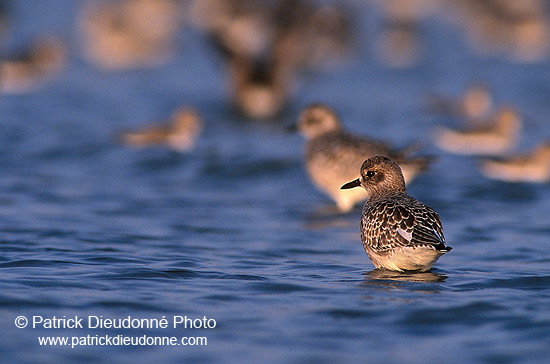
[363,269,448,285]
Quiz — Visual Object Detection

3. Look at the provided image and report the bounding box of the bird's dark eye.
[366,170,375,178]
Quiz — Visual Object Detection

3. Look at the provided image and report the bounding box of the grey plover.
[375,0,424,68]
[79,0,181,70]
[0,37,66,94]
[426,82,493,121]
[480,141,550,183]
[341,155,451,272]
[451,0,549,62]
[119,107,202,151]
[228,54,292,120]
[192,0,352,70]
[196,0,352,119]
[434,105,522,156]
[297,104,432,212]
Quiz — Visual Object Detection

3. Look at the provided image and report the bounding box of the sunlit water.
[1,1,549,363]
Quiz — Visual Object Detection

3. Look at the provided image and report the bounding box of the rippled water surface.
[1,1,550,363]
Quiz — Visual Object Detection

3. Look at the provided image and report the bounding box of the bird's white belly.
[367,245,445,272]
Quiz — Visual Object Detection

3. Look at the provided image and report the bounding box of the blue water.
[1,1,550,363]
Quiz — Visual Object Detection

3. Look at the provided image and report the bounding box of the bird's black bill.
[340,178,361,189]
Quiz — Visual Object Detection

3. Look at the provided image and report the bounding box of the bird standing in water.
[341,156,452,272]
[298,104,432,212]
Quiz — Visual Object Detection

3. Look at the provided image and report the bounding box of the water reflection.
[363,269,448,284]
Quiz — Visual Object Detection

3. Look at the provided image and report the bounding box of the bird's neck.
[368,188,407,203]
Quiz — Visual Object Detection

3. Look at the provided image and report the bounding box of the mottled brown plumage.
[119,108,202,151]
[341,156,451,272]
[298,104,432,212]
[434,106,522,156]
[479,141,550,183]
